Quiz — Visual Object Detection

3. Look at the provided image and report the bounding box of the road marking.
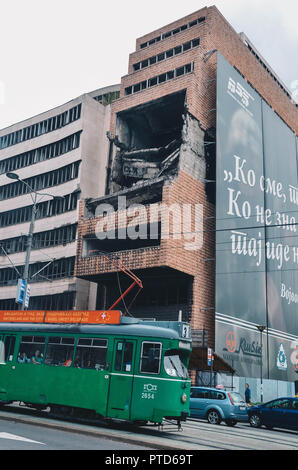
[0,432,45,445]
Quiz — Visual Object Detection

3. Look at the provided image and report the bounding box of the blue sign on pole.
[16,279,26,304]
[208,348,213,367]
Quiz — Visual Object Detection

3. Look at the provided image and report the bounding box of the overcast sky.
[0,0,297,130]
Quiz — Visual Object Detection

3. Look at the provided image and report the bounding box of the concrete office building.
[75,6,298,396]
[0,85,120,311]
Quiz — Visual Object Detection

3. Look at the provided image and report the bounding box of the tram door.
[0,335,16,401]
[107,339,136,420]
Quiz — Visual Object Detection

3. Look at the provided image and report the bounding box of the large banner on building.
[215,53,298,381]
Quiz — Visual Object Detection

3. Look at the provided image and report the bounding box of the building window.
[0,104,82,151]
[0,257,75,286]
[139,16,205,49]
[133,38,200,72]
[0,192,79,228]
[0,161,81,201]
[0,224,77,255]
[0,132,81,175]
[0,292,76,311]
[125,63,194,96]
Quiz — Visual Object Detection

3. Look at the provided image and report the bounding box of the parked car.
[190,386,248,426]
[248,397,298,431]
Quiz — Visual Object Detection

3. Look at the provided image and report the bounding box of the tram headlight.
[181,393,187,403]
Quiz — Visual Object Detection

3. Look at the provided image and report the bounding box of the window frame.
[139,341,162,375]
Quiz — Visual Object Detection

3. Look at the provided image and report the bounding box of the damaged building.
[75,6,297,386]
[76,7,222,350]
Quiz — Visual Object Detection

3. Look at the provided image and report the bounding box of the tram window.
[44,336,75,366]
[114,341,134,372]
[0,336,16,363]
[4,336,16,362]
[123,342,133,372]
[75,338,108,370]
[0,340,4,363]
[164,350,189,379]
[140,342,161,374]
[115,342,123,371]
[18,336,45,364]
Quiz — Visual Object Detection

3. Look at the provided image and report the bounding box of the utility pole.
[21,192,38,309]
[257,325,266,403]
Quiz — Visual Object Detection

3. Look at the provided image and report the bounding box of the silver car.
[190,386,248,426]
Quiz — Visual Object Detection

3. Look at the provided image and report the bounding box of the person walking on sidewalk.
[245,383,251,405]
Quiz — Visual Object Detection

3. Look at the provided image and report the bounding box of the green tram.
[0,315,192,426]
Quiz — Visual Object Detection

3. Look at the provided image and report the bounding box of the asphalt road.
[0,419,151,450]
[0,406,297,451]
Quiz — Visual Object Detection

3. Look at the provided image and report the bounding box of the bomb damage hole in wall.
[83,220,162,255]
[109,91,186,191]
[83,179,164,255]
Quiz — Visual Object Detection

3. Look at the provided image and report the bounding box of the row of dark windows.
[0,191,79,228]
[3,335,162,376]
[1,333,187,378]
[0,256,75,286]
[125,62,194,96]
[0,224,77,255]
[0,161,81,201]
[0,104,82,150]
[16,335,108,369]
[0,291,76,311]
[133,37,200,71]
[0,132,81,175]
[140,16,205,49]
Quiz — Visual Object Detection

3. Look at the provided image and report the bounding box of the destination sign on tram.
[0,310,122,325]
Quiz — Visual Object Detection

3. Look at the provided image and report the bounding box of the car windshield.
[164,355,189,379]
[229,392,245,404]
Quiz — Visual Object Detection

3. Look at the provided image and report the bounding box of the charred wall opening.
[95,268,193,322]
[109,91,186,192]
[83,221,161,256]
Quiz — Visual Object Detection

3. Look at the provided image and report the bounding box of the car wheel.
[207,409,222,425]
[225,419,237,427]
[249,413,262,428]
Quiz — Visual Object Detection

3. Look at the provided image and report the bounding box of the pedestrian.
[245,383,251,405]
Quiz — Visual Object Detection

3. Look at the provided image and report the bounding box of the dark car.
[190,386,248,426]
[248,397,298,431]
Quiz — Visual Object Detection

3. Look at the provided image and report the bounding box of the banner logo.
[227,77,255,115]
[225,331,236,353]
[276,343,288,371]
[223,333,262,358]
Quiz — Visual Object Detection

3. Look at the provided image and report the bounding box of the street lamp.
[6,172,65,310]
[257,325,266,403]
